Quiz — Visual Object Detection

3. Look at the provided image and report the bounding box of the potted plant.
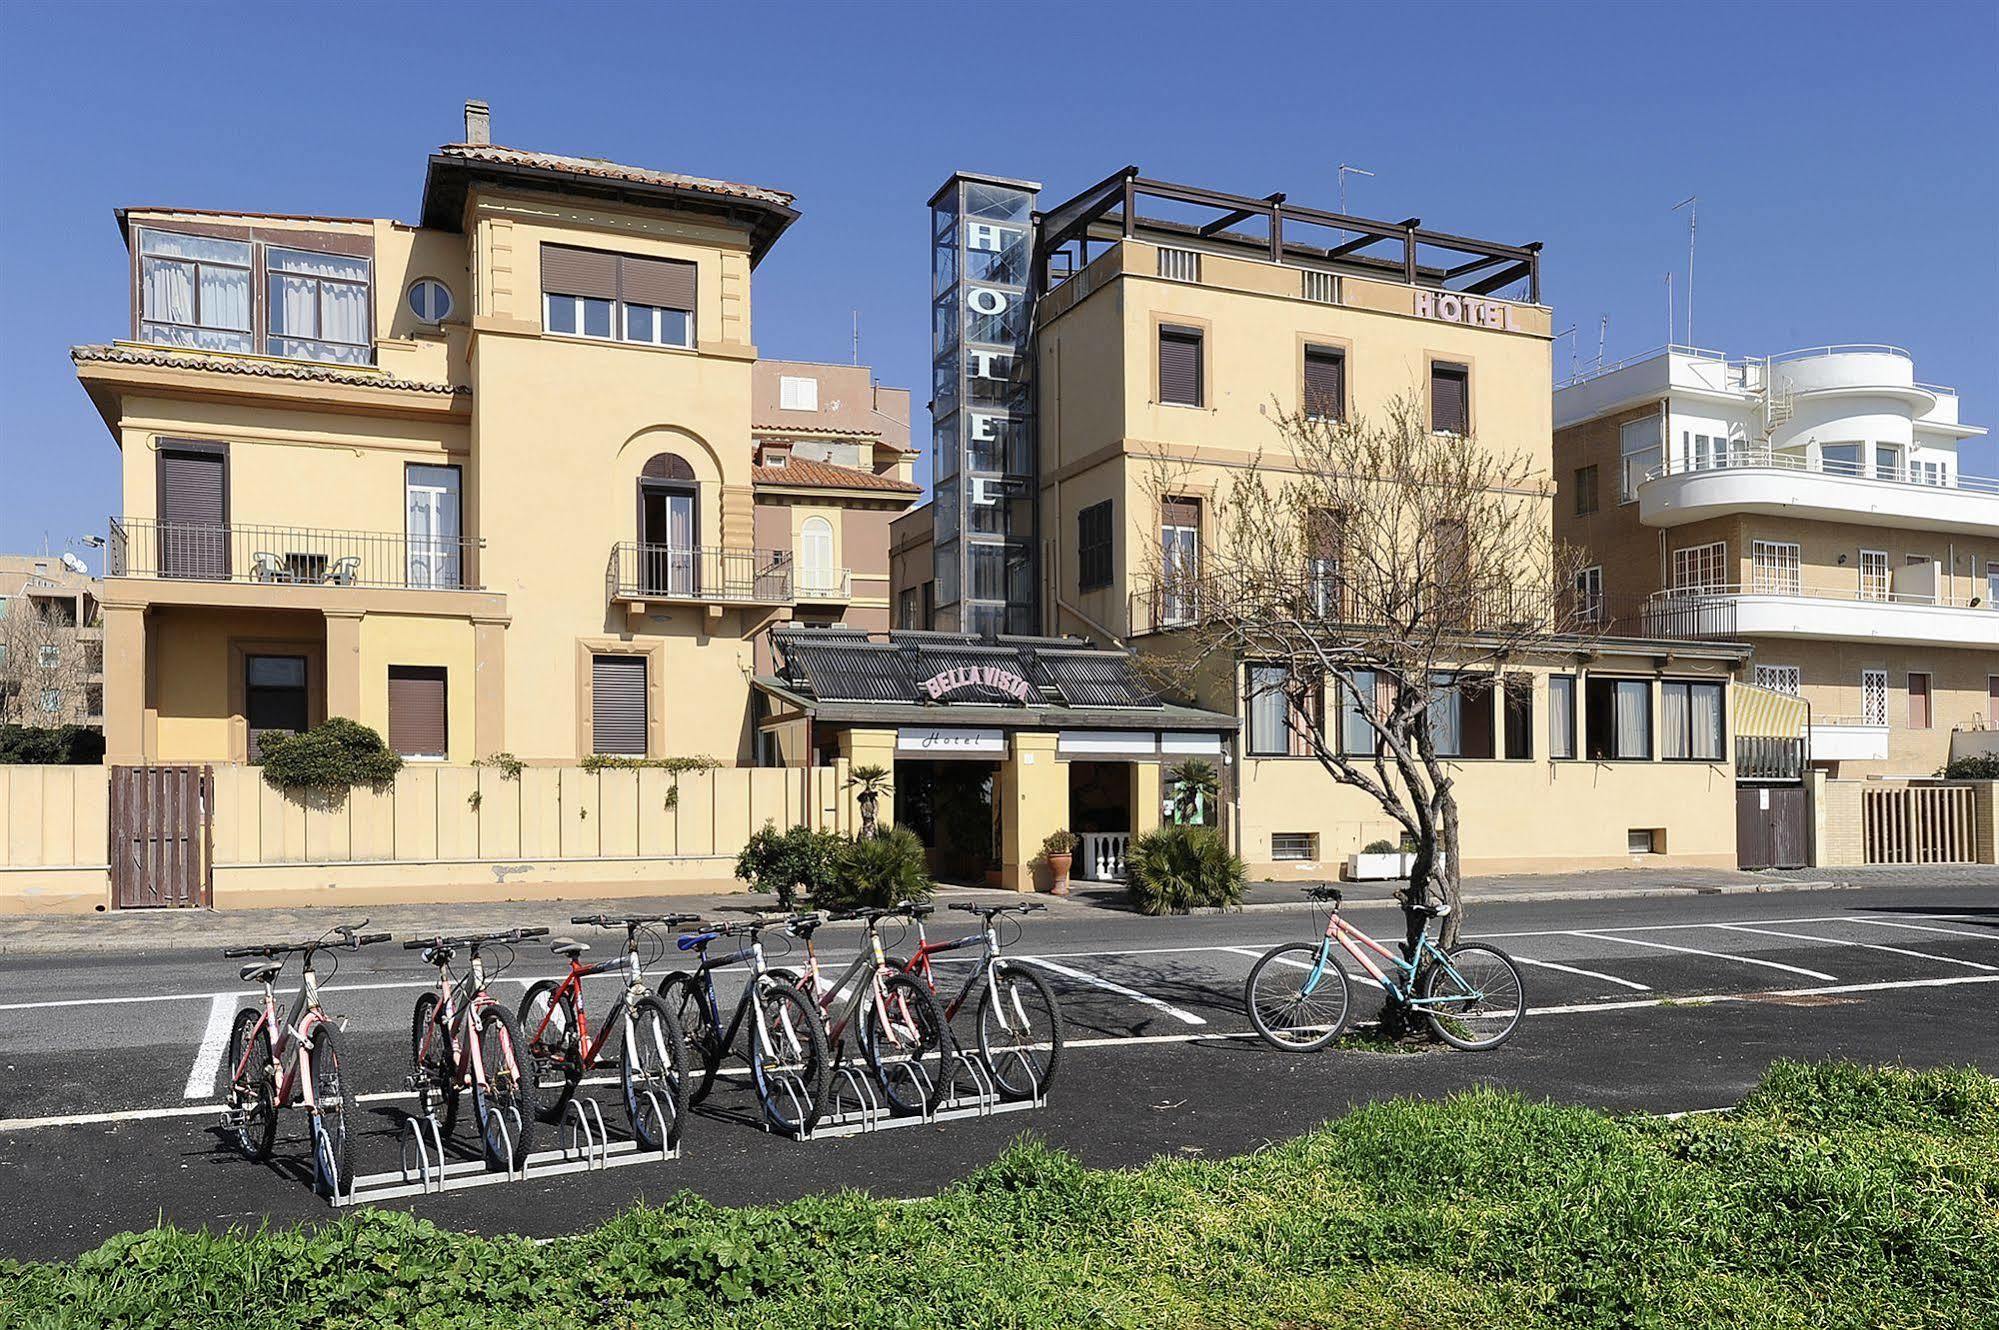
[1041,829,1080,895]
[1347,838,1403,881]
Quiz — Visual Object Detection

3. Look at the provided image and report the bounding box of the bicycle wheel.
[1419,944,1526,1051]
[621,995,690,1151]
[860,971,955,1115]
[658,972,720,1105]
[224,1009,277,1161]
[307,1024,352,1199]
[411,992,459,1135]
[1244,942,1351,1052]
[749,977,829,1135]
[974,960,1064,1100]
[518,980,582,1124]
[471,1005,538,1168]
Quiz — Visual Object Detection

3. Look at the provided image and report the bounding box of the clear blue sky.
[3,0,1994,565]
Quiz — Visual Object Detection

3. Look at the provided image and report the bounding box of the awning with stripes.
[1733,683,1809,739]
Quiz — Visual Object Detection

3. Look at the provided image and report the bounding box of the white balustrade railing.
[1076,832,1131,882]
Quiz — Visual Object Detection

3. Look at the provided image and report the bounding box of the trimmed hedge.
[4,1060,1994,1328]
[0,724,103,765]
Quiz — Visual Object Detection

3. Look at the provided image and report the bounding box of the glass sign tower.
[928,172,1041,636]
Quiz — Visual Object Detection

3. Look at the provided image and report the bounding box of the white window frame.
[1271,832,1318,861]
[1859,549,1889,602]
[622,301,694,349]
[1861,669,1888,727]
[1576,565,1604,624]
[779,375,820,411]
[1751,541,1801,595]
[407,278,454,324]
[1672,541,1727,592]
[38,689,61,714]
[264,245,373,365]
[1619,416,1661,502]
[1753,664,1800,695]
[136,227,253,353]
[544,292,615,341]
[797,515,837,595]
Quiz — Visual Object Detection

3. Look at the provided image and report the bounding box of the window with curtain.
[266,247,372,364]
[1427,672,1493,758]
[1503,674,1533,759]
[1585,677,1652,760]
[1661,679,1724,760]
[1549,674,1576,759]
[138,229,252,353]
[1247,664,1291,757]
[798,516,836,595]
[1338,670,1378,757]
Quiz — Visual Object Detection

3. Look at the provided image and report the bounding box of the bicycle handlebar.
[571,912,702,929]
[948,902,1048,917]
[401,926,549,953]
[223,921,388,958]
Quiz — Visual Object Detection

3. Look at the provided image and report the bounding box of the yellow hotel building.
[75,103,916,774]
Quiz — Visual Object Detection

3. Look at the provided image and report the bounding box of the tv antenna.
[1671,194,1697,346]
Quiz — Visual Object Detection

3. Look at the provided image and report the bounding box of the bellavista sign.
[919,665,1035,703]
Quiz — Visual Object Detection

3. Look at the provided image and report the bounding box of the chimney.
[464,99,490,146]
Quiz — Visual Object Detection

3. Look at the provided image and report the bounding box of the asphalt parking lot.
[2,881,1995,1263]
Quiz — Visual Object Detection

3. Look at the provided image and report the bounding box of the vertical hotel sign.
[929,173,1041,637]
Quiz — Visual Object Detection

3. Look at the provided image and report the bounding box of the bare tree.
[0,599,94,727]
[1137,397,1596,963]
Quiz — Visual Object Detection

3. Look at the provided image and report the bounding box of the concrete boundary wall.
[1,763,844,914]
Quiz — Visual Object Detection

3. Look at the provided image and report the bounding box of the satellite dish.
[61,552,89,574]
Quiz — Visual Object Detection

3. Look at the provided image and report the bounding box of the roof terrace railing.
[1643,445,1999,495]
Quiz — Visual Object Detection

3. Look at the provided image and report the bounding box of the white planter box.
[1402,852,1446,875]
[1347,852,1404,881]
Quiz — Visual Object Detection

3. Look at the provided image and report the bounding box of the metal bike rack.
[793,1051,1045,1141]
[330,1092,683,1208]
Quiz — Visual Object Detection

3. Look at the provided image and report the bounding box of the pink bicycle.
[222,921,389,1197]
[408,927,546,1170]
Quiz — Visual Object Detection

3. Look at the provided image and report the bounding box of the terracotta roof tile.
[71,344,466,397]
[752,423,882,439]
[753,458,919,493]
[436,143,794,208]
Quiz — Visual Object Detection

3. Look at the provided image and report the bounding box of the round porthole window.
[408,279,453,324]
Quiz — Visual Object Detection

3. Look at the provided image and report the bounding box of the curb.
[0,877,1861,958]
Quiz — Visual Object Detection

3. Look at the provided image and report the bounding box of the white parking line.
[1566,931,1838,982]
[1711,923,1998,972]
[182,994,238,1099]
[1507,955,1652,992]
[1845,918,1998,943]
[1014,956,1207,1026]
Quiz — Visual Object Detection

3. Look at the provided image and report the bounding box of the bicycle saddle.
[550,938,589,959]
[785,912,828,939]
[240,959,282,984]
[1404,900,1451,918]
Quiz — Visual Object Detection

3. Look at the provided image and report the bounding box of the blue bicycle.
[1244,886,1525,1051]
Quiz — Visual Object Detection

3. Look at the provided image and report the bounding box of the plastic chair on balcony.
[325,556,361,587]
[251,551,284,583]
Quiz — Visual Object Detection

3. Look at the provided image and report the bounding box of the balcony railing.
[1130,571,1739,643]
[1646,445,1999,495]
[1655,582,1993,612]
[606,542,794,605]
[1736,735,1805,782]
[794,569,854,602]
[108,518,481,590]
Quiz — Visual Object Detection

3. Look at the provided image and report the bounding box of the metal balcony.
[606,542,794,606]
[107,518,481,590]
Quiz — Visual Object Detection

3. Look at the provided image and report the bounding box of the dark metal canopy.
[771,627,1161,710]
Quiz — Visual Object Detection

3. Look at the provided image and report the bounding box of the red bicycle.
[518,913,695,1151]
[408,927,545,1170]
[222,921,389,1197]
[897,903,1063,1100]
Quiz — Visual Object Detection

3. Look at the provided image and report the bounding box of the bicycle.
[773,907,956,1116]
[518,913,696,1151]
[1243,886,1525,1051]
[897,902,1064,1100]
[658,914,829,1135]
[407,927,547,1169]
[221,921,390,1197]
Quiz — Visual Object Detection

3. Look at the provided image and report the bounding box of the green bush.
[824,824,934,911]
[257,717,400,796]
[1123,824,1246,915]
[0,724,104,765]
[735,821,843,909]
[8,1060,1996,1329]
[1939,754,1999,779]
[579,753,721,773]
[1361,838,1397,855]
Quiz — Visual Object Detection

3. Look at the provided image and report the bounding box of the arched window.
[799,516,835,595]
[638,453,698,594]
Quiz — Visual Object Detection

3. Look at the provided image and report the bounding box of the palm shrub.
[1124,824,1246,915]
[850,763,892,837]
[826,824,934,910]
[1166,758,1219,824]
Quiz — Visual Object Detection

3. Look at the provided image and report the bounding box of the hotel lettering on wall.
[1413,290,1522,332]
[929,173,1042,637]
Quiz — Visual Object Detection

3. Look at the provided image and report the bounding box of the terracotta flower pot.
[1046,851,1073,895]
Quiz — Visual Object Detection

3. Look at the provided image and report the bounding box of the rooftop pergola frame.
[1033,167,1541,304]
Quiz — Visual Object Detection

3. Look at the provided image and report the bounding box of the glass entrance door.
[642,486,697,596]
[405,465,461,588]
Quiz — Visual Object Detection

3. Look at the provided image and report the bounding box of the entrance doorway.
[1067,760,1134,881]
[896,758,997,883]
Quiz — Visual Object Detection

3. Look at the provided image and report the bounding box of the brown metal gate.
[110,765,214,908]
[1736,784,1808,870]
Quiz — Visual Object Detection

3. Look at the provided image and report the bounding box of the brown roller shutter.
[1161,497,1200,527]
[388,666,448,758]
[1304,346,1346,420]
[157,445,227,578]
[1158,325,1203,406]
[1431,361,1469,433]
[619,255,696,311]
[591,655,648,755]
[541,244,618,299]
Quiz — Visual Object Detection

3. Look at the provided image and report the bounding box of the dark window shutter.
[158,446,227,578]
[387,666,448,758]
[619,255,696,311]
[1158,326,1203,406]
[1431,362,1469,433]
[1161,497,1200,528]
[592,654,648,755]
[542,244,619,300]
[1304,346,1346,420]
[1077,500,1113,591]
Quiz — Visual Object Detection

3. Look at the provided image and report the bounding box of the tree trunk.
[858,791,879,838]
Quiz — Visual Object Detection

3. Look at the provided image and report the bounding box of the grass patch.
[4,1061,1994,1328]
